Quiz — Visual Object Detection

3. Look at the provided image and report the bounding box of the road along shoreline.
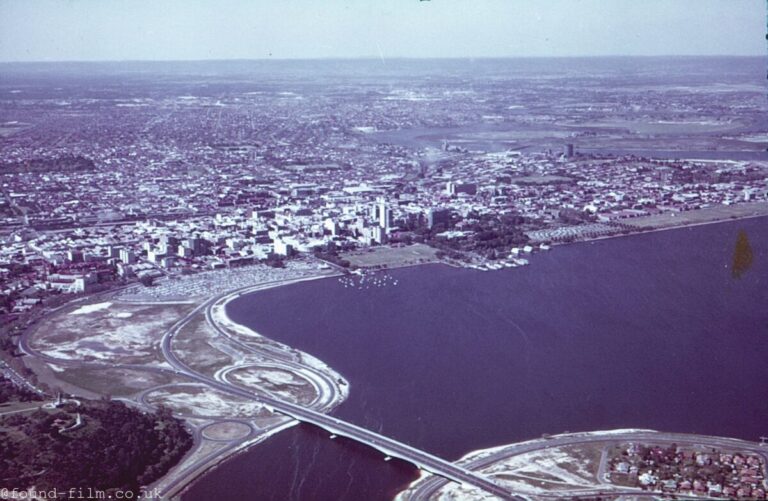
[163,271,351,500]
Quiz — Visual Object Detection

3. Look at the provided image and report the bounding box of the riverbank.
[538,205,768,252]
[162,270,350,501]
[397,429,768,500]
[619,201,768,231]
[337,205,768,273]
[184,217,768,500]
[40,214,764,500]
[162,420,300,500]
[209,273,350,410]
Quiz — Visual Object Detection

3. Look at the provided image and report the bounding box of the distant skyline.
[0,0,764,62]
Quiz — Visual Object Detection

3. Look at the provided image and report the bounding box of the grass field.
[173,312,236,377]
[620,202,768,230]
[344,243,438,268]
[52,367,178,397]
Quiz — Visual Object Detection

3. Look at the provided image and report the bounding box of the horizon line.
[0,54,764,64]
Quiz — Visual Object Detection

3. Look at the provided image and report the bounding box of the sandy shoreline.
[397,428,768,500]
[166,271,349,500]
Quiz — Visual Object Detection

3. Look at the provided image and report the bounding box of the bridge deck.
[265,401,518,500]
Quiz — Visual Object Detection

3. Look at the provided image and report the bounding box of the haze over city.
[0,0,764,61]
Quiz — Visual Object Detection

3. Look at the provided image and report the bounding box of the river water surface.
[185,218,768,501]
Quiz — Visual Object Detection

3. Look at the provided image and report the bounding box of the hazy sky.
[0,0,764,61]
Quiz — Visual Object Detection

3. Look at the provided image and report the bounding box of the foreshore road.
[408,430,768,500]
[15,275,349,500]
[160,281,521,501]
[19,275,765,501]
[204,284,347,411]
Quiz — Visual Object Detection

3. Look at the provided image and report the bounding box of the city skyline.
[1,2,768,498]
[0,0,764,62]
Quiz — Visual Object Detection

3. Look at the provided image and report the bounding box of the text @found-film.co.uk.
[0,487,163,500]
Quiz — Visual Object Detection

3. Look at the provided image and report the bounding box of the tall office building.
[371,198,391,230]
[378,201,390,230]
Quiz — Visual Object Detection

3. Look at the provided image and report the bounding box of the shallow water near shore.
[185,217,768,501]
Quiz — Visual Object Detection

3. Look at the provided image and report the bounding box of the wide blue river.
[185,218,768,501]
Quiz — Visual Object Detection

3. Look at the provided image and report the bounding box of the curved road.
[17,279,768,501]
[161,291,519,500]
[408,430,768,500]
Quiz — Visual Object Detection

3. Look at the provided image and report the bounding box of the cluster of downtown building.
[1,67,767,315]
[3,141,767,314]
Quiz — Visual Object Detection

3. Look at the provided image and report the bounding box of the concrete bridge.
[262,399,520,500]
[161,299,521,501]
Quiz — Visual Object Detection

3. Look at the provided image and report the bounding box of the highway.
[159,287,520,501]
[23,276,766,501]
[0,360,44,396]
[260,399,516,499]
